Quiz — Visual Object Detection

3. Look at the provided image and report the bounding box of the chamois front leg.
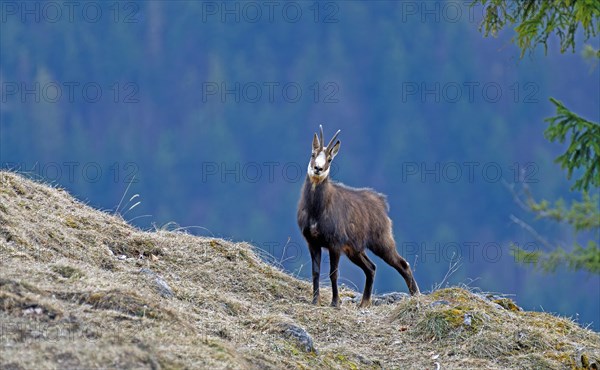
[309,245,322,305]
[329,249,341,307]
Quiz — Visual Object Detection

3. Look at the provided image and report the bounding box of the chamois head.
[307,125,341,184]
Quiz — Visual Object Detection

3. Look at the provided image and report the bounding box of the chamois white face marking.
[315,151,326,169]
[307,127,340,185]
[307,149,331,184]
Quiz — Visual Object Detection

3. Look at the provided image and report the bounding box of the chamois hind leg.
[372,243,420,295]
[329,249,341,307]
[346,250,376,308]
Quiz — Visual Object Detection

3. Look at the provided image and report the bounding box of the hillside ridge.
[1,171,599,369]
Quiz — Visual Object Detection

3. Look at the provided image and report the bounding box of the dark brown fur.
[297,129,420,307]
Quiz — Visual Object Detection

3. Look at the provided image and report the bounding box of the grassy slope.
[0,171,599,370]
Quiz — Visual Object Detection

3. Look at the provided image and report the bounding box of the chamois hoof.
[330,299,341,308]
[311,297,321,305]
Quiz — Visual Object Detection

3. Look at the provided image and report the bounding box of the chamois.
[297,126,420,308]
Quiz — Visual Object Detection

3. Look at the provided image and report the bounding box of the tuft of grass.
[51,265,84,279]
[1,171,599,370]
[391,286,600,369]
[61,290,166,319]
[64,217,79,229]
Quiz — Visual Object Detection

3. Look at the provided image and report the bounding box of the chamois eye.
[328,158,332,163]
[311,153,316,158]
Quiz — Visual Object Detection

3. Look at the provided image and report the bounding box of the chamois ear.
[312,133,320,151]
[330,140,341,159]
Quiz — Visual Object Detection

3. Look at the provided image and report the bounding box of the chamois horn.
[326,129,341,151]
[319,125,324,150]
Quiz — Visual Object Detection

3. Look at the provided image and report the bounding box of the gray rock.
[139,268,174,298]
[281,323,316,353]
[347,291,410,306]
[154,277,174,298]
[373,292,409,305]
[491,302,505,310]
[463,313,472,326]
[476,293,523,311]
[479,293,504,301]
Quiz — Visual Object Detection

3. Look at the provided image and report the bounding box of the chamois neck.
[306,175,330,192]
[303,175,331,214]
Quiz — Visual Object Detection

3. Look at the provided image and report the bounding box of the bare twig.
[502,179,530,212]
[115,176,136,215]
[279,237,292,266]
[171,225,215,237]
[503,179,553,219]
[433,253,462,291]
[127,214,153,223]
[509,214,553,250]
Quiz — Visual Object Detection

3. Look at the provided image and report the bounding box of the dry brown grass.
[1,171,599,369]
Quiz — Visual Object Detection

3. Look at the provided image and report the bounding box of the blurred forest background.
[1,1,599,329]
